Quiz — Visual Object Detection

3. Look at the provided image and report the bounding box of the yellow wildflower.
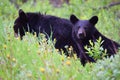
[37,50,41,55]
[34,34,36,38]
[40,68,45,73]
[68,46,72,51]
[3,44,7,49]
[61,57,64,61]
[8,37,11,41]
[28,49,31,52]
[56,69,60,73]
[40,33,45,37]
[67,57,70,60]
[7,54,10,59]
[26,32,29,34]
[54,38,56,42]
[56,49,59,52]
[42,38,47,43]
[33,32,37,37]
[27,73,32,77]
[73,54,77,60]
[12,58,16,62]
[66,60,71,66]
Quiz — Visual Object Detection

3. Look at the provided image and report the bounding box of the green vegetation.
[0,0,120,80]
[85,37,107,60]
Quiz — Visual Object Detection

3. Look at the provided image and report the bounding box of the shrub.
[85,37,107,60]
[93,51,120,80]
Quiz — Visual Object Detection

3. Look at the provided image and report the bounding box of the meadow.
[0,0,120,80]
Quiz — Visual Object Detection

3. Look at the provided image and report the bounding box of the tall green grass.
[0,0,120,80]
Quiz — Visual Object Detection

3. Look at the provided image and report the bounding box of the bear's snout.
[78,33,84,39]
[77,28,86,39]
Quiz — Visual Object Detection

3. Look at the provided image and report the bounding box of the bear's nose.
[78,33,84,39]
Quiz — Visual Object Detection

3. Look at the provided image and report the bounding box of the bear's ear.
[70,14,79,24]
[19,9,27,21]
[89,16,98,25]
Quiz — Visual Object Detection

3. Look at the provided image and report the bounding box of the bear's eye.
[77,26,80,29]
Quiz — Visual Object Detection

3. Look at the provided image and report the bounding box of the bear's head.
[13,9,28,39]
[70,14,98,40]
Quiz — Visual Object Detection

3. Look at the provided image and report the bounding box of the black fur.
[13,9,92,65]
[70,14,120,57]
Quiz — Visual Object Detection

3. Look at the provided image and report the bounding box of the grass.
[0,0,120,80]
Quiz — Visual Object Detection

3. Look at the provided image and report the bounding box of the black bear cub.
[70,14,120,56]
[13,9,75,52]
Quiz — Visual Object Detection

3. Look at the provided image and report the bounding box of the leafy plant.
[85,37,107,60]
[92,51,120,80]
